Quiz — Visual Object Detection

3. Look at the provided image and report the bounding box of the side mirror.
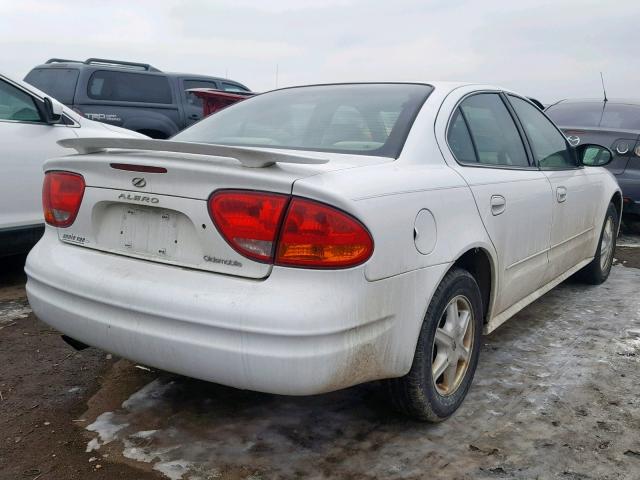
[576,144,614,167]
[43,97,64,124]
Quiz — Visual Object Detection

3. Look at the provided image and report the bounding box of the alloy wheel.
[431,295,474,396]
[600,216,615,272]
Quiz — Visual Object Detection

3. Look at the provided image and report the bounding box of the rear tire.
[577,203,618,285]
[385,268,483,422]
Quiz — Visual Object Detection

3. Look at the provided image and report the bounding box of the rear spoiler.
[57,138,328,168]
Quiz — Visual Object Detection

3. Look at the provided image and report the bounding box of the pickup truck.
[24,58,251,138]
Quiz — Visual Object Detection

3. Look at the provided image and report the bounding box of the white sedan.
[25,82,620,421]
[0,72,144,256]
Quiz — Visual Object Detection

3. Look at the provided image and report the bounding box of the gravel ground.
[1,242,639,480]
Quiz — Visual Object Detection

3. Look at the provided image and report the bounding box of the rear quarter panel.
[292,83,496,283]
[292,162,494,282]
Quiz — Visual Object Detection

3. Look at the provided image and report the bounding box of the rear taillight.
[42,171,85,227]
[208,190,373,268]
[208,190,289,262]
[276,198,373,268]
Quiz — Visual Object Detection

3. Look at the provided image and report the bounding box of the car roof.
[260,81,503,95]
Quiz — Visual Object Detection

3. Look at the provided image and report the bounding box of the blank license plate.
[120,206,178,259]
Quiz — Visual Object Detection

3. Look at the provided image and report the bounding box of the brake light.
[42,172,85,227]
[208,190,374,268]
[110,163,167,173]
[208,190,289,262]
[276,198,373,268]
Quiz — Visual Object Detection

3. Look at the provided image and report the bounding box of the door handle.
[556,186,567,203]
[189,114,200,120]
[490,195,506,216]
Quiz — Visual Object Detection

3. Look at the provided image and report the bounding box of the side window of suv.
[184,79,219,107]
[454,93,529,167]
[0,79,42,122]
[508,95,576,169]
[88,71,172,104]
[221,82,248,93]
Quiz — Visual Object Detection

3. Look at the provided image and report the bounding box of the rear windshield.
[87,70,173,104]
[24,68,79,104]
[546,102,640,130]
[172,83,433,158]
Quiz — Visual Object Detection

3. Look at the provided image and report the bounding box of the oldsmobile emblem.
[566,135,580,146]
[132,177,147,188]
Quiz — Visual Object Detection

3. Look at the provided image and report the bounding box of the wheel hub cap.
[600,217,615,272]
[431,295,474,396]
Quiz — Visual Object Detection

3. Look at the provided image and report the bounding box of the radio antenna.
[600,72,608,103]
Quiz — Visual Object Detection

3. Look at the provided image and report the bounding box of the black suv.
[24,58,250,138]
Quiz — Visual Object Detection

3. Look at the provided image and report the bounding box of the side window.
[447,108,477,163]
[458,93,529,167]
[0,80,42,122]
[183,79,220,107]
[87,71,173,104]
[508,95,575,169]
[221,82,248,93]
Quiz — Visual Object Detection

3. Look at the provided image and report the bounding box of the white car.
[0,72,145,256]
[25,82,621,421]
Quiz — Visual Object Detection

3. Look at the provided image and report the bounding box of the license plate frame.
[120,206,179,259]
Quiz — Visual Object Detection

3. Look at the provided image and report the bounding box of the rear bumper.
[25,230,446,395]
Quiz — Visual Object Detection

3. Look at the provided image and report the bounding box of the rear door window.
[24,68,79,104]
[508,95,575,169]
[88,71,173,104]
[457,93,529,167]
[447,108,477,163]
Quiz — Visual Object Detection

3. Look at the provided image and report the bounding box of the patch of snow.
[0,301,31,323]
[86,438,101,453]
[86,412,129,451]
[123,442,158,463]
[131,429,158,439]
[153,460,194,480]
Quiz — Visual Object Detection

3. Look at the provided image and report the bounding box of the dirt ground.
[1,242,640,480]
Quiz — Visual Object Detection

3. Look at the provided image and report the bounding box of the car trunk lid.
[46,141,389,279]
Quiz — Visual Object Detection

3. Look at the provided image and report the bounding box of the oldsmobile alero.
[25,82,621,421]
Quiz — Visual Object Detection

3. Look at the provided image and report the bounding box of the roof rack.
[84,58,161,72]
[45,58,83,64]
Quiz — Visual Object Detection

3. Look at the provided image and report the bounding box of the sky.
[0,0,637,104]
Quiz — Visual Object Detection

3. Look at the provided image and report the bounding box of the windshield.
[24,68,79,105]
[546,102,640,130]
[172,83,433,158]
